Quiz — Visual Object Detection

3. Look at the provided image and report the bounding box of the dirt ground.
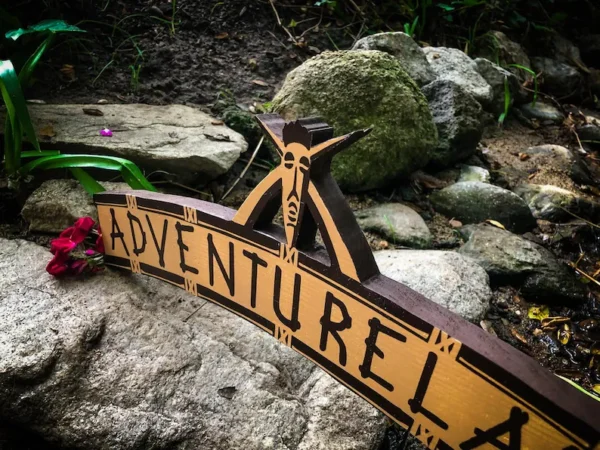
[5,0,349,108]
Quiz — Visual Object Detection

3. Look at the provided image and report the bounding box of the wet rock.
[518,102,564,124]
[474,58,528,114]
[21,179,129,233]
[459,224,586,302]
[272,51,438,192]
[429,181,536,232]
[458,165,490,183]
[531,57,584,98]
[514,184,599,222]
[0,238,386,450]
[577,124,600,143]
[421,80,484,167]
[352,32,435,86]
[374,250,491,322]
[521,144,591,185]
[0,104,247,182]
[355,203,432,248]
[423,47,493,107]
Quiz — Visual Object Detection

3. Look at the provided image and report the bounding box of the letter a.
[460,407,529,449]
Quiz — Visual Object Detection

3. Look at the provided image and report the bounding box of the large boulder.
[429,181,536,232]
[352,32,435,86]
[1,104,247,182]
[423,47,493,107]
[531,57,584,98]
[355,203,432,248]
[272,51,438,192]
[21,179,128,233]
[0,239,386,450]
[421,79,483,167]
[459,224,587,302]
[514,184,600,222]
[374,250,491,322]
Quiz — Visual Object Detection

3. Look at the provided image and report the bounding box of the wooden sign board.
[95,114,600,449]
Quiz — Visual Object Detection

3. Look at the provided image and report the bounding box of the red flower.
[46,249,71,276]
[59,217,95,244]
[95,226,105,254]
[46,216,103,277]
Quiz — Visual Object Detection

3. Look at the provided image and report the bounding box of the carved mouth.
[287,202,298,224]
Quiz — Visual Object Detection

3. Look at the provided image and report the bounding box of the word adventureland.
[95,114,600,449]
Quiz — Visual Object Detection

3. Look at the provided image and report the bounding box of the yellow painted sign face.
[95,115,600,449]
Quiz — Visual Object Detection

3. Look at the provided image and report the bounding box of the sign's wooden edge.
[95,188,600,445]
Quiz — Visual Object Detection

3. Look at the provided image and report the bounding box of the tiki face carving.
[281,142,311,247]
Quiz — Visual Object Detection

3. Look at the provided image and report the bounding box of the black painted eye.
[299,156,310,168]
[284,152,294,168]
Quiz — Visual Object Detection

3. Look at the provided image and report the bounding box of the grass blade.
[509,64,538,106]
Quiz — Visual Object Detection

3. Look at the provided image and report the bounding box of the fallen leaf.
[97,99,109,104]
[83,108,104,117]
[39,125,56,138]
[60,64,75,80]
[449,219,462,228]
[211,120,224,126]
[486,219,506,230]
[510,328,528,345]
[527,305,550,321]
[251,79,269,87]
[518,152,529,161]
[215,32,229,39]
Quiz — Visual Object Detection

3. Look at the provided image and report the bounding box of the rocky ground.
[1,1,600,449]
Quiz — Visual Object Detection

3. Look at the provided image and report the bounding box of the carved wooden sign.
[95,114,600,449]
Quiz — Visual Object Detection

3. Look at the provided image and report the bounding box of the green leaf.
[6,19,85,41]
[18,34,54,87]
[437,3,455,11]
[70,168,106,195]
[19,154,156,192]
[288,19,297,28]
[0,60,40,176]
[21,150,60,158]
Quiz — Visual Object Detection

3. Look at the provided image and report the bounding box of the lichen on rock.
[272,50,438,192]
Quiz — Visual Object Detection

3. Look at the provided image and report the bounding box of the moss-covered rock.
[272,50,438,192]
[222,106,262,147]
